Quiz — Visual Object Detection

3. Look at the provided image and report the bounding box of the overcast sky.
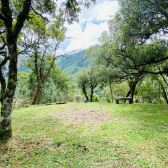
[57,0,119,55]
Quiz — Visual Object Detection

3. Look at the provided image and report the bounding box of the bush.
[76,96,81,102]
[68,97,73,102]
[93,94,100,102]
[13,98,31,109]
[106,97,111,103]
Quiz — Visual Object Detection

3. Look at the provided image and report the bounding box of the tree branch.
[0,68,6,102]
[0,13,5,21]
[13,0,31,39]
[31,6,49,21]
[1,0,12,34]
[34,48,40,82]
[0,56,9,68]
[0,43,6,51]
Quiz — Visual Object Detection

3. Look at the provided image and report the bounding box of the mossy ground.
[0,102,168,167]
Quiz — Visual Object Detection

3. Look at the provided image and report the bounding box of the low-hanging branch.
[31,6,49,21]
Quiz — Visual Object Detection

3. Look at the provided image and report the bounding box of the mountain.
[56,50,91,77]
[18,50,91,78]
[18,66,29,73]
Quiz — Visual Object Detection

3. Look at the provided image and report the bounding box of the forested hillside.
[18,50,90,77]
[18,67,29,74]
[56,50,91,77]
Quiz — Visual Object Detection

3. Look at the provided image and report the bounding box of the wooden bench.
[115,97,133,104]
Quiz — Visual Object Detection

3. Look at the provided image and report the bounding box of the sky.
[57,0,119,55]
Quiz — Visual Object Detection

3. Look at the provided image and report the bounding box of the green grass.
[0,102,168,167]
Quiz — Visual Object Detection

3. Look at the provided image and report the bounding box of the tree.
[0,0,96,141]
[88,64,101,102]
[119,0,168,42]
[106,16,168,101]
[135,74,168,104]
[85,43,121,102]
[76,64,101,102]
[28,64,74,104]
[26,42,65,105]
[76,68,89,102]
[112,81,129,97]
[50,64,74,103]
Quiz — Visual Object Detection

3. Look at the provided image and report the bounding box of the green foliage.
[76,64,102,102]
[106,97,111,103]
[113,82,129,97]
[136,75,168,104]
[13,72,30,108]
[119,0,168,41]
[76,68,90,101]
[14,63,74,106]
[92,94,100,102]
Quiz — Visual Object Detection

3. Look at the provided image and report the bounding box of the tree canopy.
[119,0,168,42]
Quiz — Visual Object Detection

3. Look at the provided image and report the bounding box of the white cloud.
[62,0,119,52]
[65,22,109,52]
[79,0,119,23]
[65,22,82,39]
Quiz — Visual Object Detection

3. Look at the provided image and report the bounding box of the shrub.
[93,94,100,102]
[106,97,111,103]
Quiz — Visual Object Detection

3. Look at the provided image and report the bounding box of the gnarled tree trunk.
[32,82,43,105]
[0,0,31,141]
[82,87,89,102]
[90,86,94,102]
[1,42,18,141]
[109,83,113,103]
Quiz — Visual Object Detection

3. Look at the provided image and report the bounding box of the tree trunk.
[82,87,89,102]
[160,75,168,104]
[1,43,18,141]
[109,83,113,103]
[160,83,168,105]
[124,90,131,103]
[130,85,136,103]
[90,87,94,102]
[1,99,13,141]
[125,90,131,97]
[32,83,43,105]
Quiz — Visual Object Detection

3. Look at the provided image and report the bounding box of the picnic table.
[115,97,133,104]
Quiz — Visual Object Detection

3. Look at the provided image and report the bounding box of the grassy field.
[0,102,168,168]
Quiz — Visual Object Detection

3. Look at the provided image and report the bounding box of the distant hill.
[56,50,91,77]
[18,66,29,73]
[18,50,91,78]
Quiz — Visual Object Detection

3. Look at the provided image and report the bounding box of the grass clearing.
[0,102,168,167]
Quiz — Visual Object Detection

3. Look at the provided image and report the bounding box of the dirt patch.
[49,107,118,124]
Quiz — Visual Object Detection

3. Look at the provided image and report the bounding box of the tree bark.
[82,87,89,102]
[161,86,168,104]
[160,82,168,105]
[124,90,131,103]
[0,0,31,141]
[90,87,94,102]
[109,82,113,103]
[130,84,136,103]
[125,90,131,97]
[32,82,43,105]
[1,42,18,141]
